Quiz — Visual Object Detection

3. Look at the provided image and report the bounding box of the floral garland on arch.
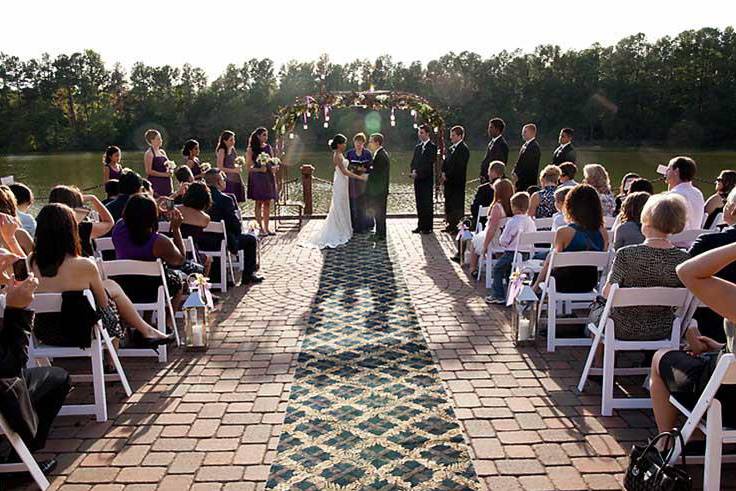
[272,89,447,165]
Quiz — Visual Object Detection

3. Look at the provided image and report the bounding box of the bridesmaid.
[182,139,203,178]
[216,130,245,202]
[246,127,279,236]
[103,145,123,182]
[144,129,173,197]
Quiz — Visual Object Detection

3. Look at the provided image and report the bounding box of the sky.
[1,0,733,78]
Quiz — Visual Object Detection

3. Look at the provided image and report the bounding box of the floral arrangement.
[199,162,212,172]
[234,156,246,169]
[255,153,270,168]
[164,160,177,172]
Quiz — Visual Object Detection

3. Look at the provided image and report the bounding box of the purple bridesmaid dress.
[223,148,246,202]
[148,149,172,197]
[247,144,279,201]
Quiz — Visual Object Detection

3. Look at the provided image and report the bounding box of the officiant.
[346,133,372,233]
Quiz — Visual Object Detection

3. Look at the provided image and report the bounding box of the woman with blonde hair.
[528,165,561,218]
[583,163,616,217]
[469,178,514,278]
[143,129,173,197]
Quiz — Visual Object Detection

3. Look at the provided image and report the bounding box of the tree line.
[0,27,734,155]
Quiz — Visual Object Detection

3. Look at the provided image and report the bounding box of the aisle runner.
[266,236,480,490]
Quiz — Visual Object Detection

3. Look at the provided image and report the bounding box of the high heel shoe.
[130,331,176,352]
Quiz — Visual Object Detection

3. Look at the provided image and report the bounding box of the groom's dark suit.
[366,147,390,237]
[411,140,437,232]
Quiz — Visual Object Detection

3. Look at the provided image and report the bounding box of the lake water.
[1,147,733,215]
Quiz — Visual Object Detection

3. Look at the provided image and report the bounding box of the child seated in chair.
[486,192,536,304]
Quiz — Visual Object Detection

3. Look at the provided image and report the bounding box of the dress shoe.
[370,234,386,242]
[243,275,264,285]
[411,228,421,234]
[450,254,461,263]
[420,230,432,235]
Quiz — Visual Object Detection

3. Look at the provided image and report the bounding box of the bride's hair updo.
[329,134,347,150]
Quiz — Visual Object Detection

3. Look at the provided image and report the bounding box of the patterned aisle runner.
[266,235,480,490]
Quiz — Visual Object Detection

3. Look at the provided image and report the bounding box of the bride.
[301,134,368,249]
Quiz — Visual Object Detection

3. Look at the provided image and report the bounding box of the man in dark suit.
[410,124,437,234]
[203,169,262,285]
[365,133,390,240]
[688,190,736,341]
[552,127,577,165]
[441,125,470,234]
[479,117,509,180]
[512,123,541,192]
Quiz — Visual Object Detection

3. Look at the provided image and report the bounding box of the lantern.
[510,283,539,346]
[183,274,213,351]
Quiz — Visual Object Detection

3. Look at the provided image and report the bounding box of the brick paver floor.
[6,218,735,490]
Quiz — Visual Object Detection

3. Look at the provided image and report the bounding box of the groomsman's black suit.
[479,135,509,180]
[366,147,390,238]
[411,139,437,232]
[513,138,541,192]
[442,140,469,230]
[551,142,577,165]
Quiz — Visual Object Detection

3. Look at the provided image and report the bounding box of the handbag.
[0,376,38,444]
[624,428,692,491]
[588,295,608,327]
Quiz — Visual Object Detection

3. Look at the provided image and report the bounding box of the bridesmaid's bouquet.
[199,162,212,172]
[255,153,270,169]
[164,160,177,173]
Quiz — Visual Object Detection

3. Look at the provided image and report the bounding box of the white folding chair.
[511,230,555,274]
[477,217,507,288]
[533,217,554,230]
[98,259,179,361]
[577,285,692,415]
[671,228,713,248]
[200,221,236,292]
[669,353,736,491]
[157,222,201,265]
[708,212,724,231]
[0,413,50,489]
[701,211,710,228]
[93,237,116,261]
[537,250,613,352]
[475,206,490,234]
[27,291,132,422]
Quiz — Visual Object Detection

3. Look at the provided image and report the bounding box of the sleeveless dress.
[551,223,604,293]
[148,149,172,197]
[106,163,123,180]
[247,144,278,201]
[186,157,203,178]
[535,185,556,218]
[301,158,352,249]
[223,148,246,202]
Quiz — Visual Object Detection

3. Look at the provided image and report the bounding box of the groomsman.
[552,127,577,165]
[366,133,390,240]
[411,124,437,234]
[441,125,470,234]
[479,117,509,180]
[512,123,541,192]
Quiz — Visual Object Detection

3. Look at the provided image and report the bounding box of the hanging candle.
[390,120,396,127]
[390,107,396,121]
[303,124,308,130]
[289,133,295,140]
[323,122,329,129]
[410,109,417,117]
[413,123,418,129]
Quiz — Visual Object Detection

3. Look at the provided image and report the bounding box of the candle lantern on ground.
[509,273,539,346]
[184,274,213,351]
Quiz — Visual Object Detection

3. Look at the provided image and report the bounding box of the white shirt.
[499,214,537,251]
[669,181,705,231]
[489,135,500,147]
[551,212,568,231]
[18,211,36,237]
[557,179,578,188]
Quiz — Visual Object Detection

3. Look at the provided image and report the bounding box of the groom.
[366,133,390,241]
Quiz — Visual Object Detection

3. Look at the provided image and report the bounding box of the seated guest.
[0,185,33,254]
[614,172,640,215]
[469,161,506,231]
[526,185,541,195]
[203,169,262,284]
[688,187,736,342]
[48,185,114,257]
[612,191,649,250]
[665,156,705,233]
[583,164,616,217]
[102,179,119,206]
[31,204,174,349]
[176,182,212,276]
[469,178,514,277]
[703,169,736,229]
[629,177,654,194]
[141,179,154,197]
[0,268,70,475]
[486,192,536,304]
[106,170,144,222]
[173,166,195,204]
[528,165,561,218]
[650,241,736,434]
[534,184,609,293]
[8,183,36,237]
[551,187,571,231]
[602,194,689,341]
[557,162,578,188]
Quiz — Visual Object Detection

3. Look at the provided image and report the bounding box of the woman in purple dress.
[103,145,124,182]
[182,139,203,178]
[216,130,245,203]
[143,129,173,197]
[246,127,279,236]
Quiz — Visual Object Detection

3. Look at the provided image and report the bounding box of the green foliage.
[0,27,735,154]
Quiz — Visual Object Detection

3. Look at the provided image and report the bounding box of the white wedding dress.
[301,157,353,249]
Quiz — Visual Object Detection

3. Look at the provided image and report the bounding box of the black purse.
[0,376,38,445]
[624,428,692,491]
